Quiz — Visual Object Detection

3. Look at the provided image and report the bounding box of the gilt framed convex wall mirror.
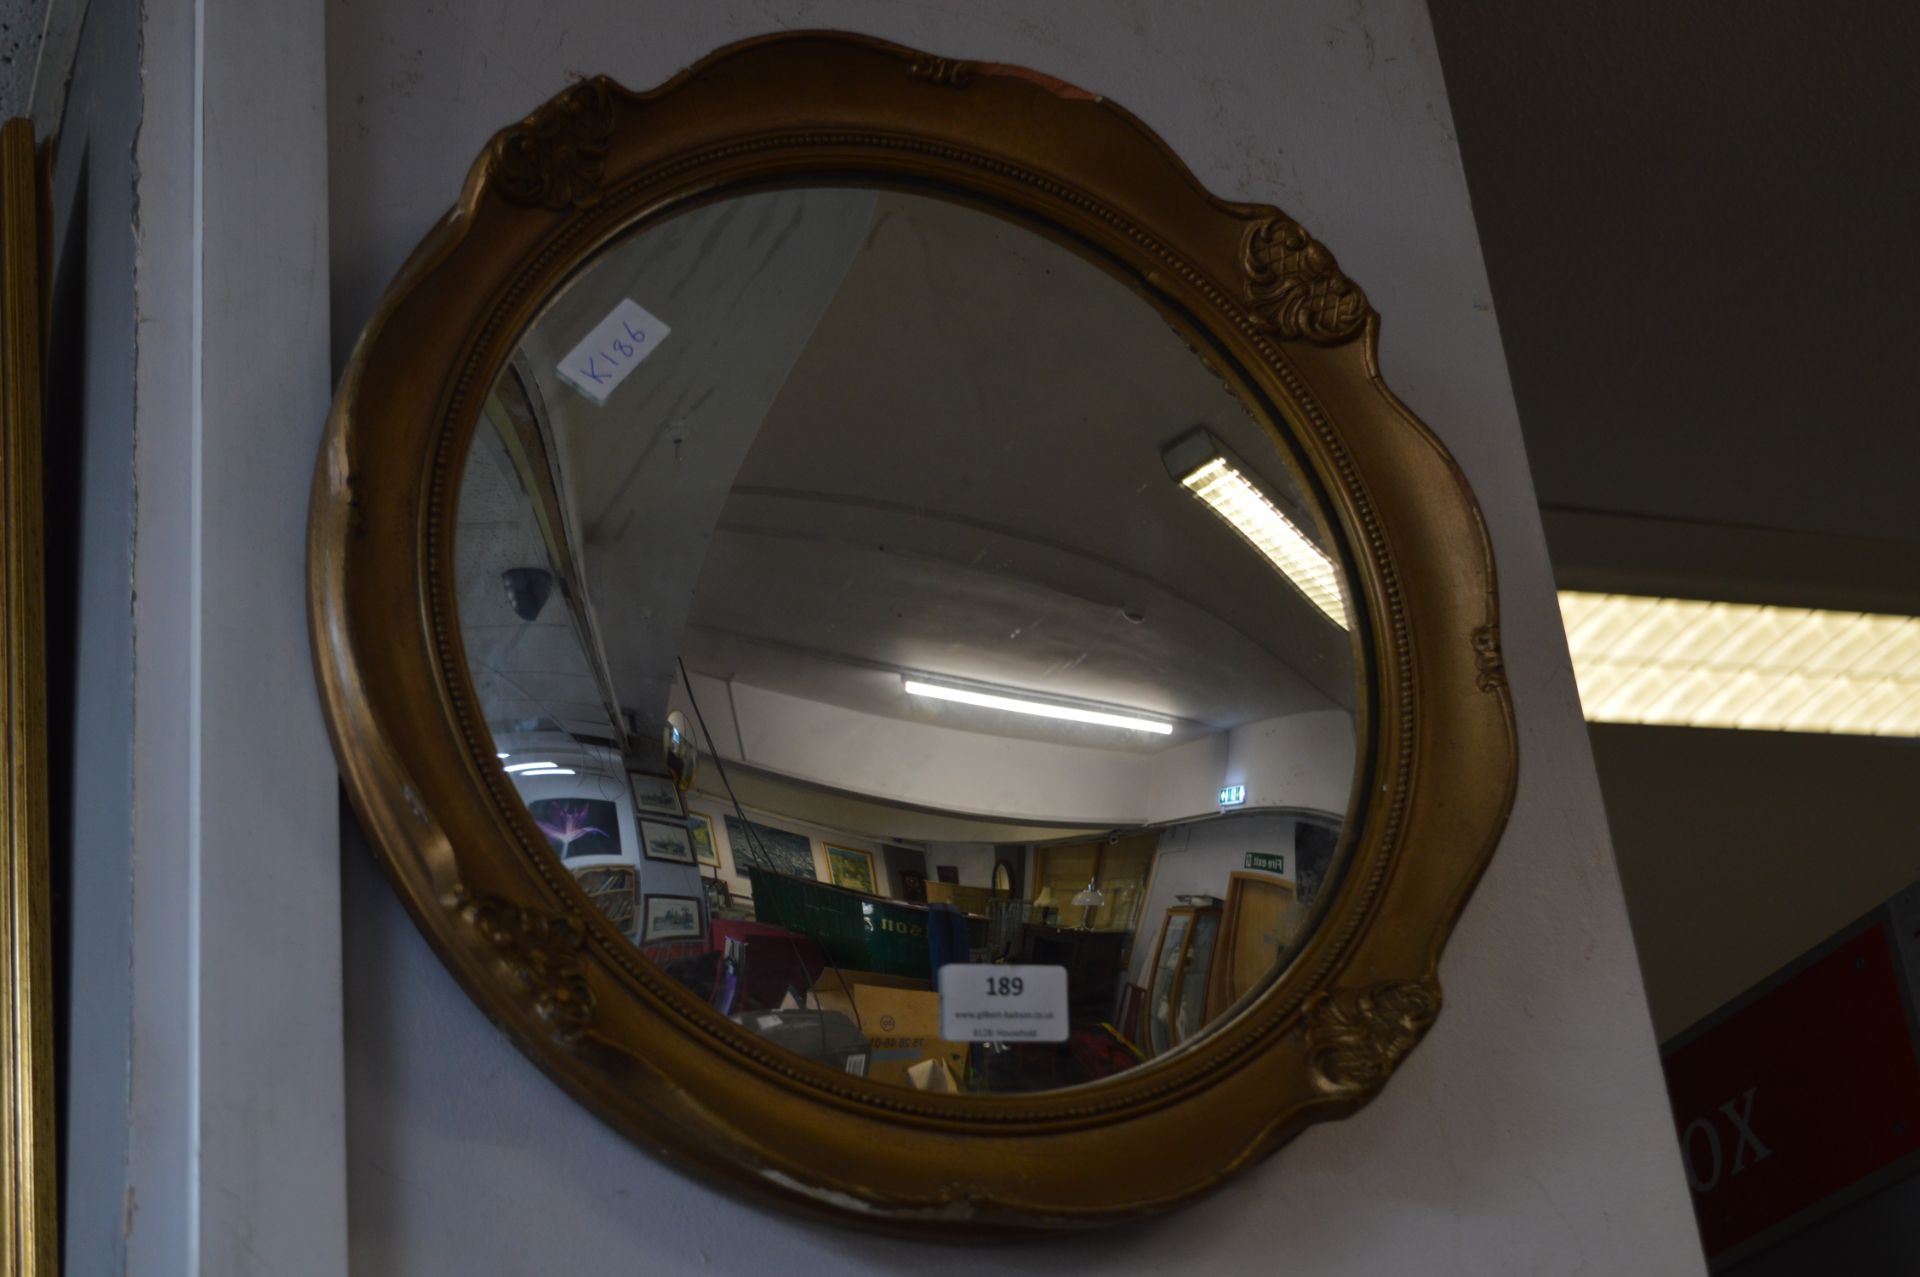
[310,32,1517,1233]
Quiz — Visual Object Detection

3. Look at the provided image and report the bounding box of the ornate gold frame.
[0,117,53,1276]
[310,33,1516,1234]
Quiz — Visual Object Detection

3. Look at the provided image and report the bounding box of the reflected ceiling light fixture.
[1559,592,1920,736]
[1070,876,1106,929]
[501,566,555,622]
[503,760,559,773]
[515,766,577,777]
[901,676,1174,735]
[1162,427,1348,629]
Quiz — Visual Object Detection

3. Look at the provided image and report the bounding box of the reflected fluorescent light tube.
[515,767,577,777]
[903,678,1174,735]
[503,761,558,773]
[1171,449,1348,630]
[1559,592,1920,736]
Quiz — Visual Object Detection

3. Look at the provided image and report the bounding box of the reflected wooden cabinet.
[1207,872,1304,1021]
[1019,923,1127,1022]
[1146,905,1221,1056]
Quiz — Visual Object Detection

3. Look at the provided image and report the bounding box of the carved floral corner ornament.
[452,888,597,1040]
[490,77,617,211]
[1305,979,1442,1099]
[1242,213,1371,344]
[1473,623,1507,693]
[908,53,974,87]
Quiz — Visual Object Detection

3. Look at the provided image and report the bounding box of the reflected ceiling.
[480,190,1351,760]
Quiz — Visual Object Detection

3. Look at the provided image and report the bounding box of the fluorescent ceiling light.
[1173,453,1348,629]
[514,767,577,777]
[1559,592,1920,736]
[503,760,558,773]
[902,678,1174,735]
[496,752,510,759]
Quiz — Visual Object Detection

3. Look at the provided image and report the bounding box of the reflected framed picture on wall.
[825,844,878,894]
[640,819,696,864]
[528,797,622,861]
[629,770,685,819]
[723,815,817,880]
[687,812,719,867]
[572,865,639,941]
[642,894,705,943]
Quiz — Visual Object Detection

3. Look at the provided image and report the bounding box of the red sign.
[1661,917,1920,1264]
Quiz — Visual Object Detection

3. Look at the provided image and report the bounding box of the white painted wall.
[731,680,1154,823]
[690,673,1354,828]
[1594,724,1920,1041]
[1219,709,1356,817]
[127,2,347,1277]
[924,842,999,889]
[322,1,1705,1273]
[44,1,138,1270]
[1140,731,1229,824]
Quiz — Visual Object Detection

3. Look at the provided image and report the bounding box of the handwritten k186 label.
[556,299,671,403]
[938,964,1069,1043]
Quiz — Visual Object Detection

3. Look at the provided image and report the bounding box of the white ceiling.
[690,192,1351,741]
[1428,0,1920,558]
[0,0,46,118]
[1426,2,1920,1048]
[512,186,882,750]
[3,0,88,137]
[455,398,619,744]
[492,187,1355,759]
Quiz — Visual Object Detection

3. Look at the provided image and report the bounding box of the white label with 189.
[937,963,1070,1042]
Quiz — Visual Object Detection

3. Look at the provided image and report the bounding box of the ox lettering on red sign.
[1661,916,1920,1265]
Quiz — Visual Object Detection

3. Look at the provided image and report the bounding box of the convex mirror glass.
[456,187,1361,1094]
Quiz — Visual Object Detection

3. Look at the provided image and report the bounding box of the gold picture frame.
[0,116,54,1277]
[308,33,1517,1234]
[685,811,718,868]
[824,844,878,895]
